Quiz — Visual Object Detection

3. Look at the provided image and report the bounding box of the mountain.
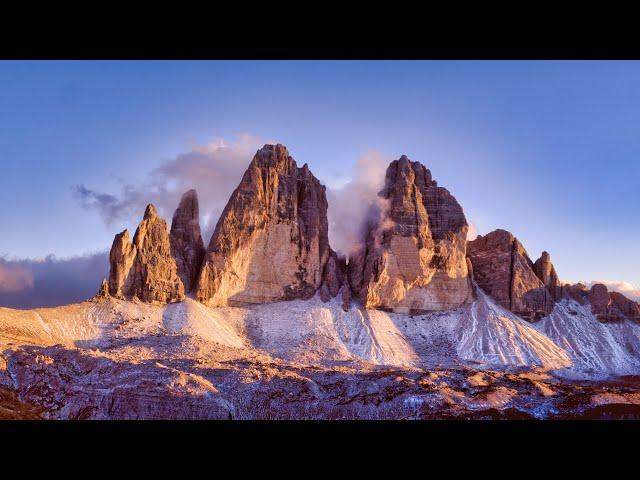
[196,144,339,307]
[467,229,561,321]
[108,204,185,303]
[348,156,473,313]
[2,143,640,419]
[170,189,205,293]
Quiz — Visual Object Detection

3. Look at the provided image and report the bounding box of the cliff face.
[348,156,473,313]
[467,230,564,321]
[169,189,205,293]
[195,144,336,307]
[108,204,185,304]
[559,282,640,323]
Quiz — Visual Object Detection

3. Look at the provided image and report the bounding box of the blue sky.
[0,60,639,289]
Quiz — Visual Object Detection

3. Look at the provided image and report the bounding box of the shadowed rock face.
[468,230,640,323]
[108,204,185,303]
[196,144,335,307]
[348,156,473,313]
[533,251,562,301]
[467,229,559,321]
[170,189,205,293]
[567,283,640,323]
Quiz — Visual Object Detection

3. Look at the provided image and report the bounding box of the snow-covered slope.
[0,298,246,350]
[2,292,640,379]
[536,299,640,378]
[457,291,572,370]
[163,300,245,348]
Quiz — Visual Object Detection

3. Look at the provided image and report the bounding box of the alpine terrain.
[2,144,640,420]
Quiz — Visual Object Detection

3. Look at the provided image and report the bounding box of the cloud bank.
[0,253,108,309]
[73,133,271,243]
[326,150,392,256]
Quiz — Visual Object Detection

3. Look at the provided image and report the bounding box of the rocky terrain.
[1,144,640,420]
[2,293,640,419]
[467,229,561,321]
[108,204,185,303]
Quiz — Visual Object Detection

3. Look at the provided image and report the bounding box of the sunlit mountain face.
[2,61,640,420]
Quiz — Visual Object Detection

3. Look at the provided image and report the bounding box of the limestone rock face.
[588,284,611,316]
[560,283,590,304]
[467,229,558,321]
[319,251,346,301]
[586,283,640,323]
[170,189,205,293]
[108,230,136,298]
[108,204,185,304]
[349,156,473,313]
[196,144,332,307]
[533,251,561,301]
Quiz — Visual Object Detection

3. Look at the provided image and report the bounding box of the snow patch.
[536,299,640,379]
[457,291,572,370]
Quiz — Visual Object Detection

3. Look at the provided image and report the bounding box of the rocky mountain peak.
[107,204,185,304]
[467,229,559,321]
[251,144,296,173]
[144,203,158,220]
[533,250,561,300]
[196,144,336,307]
[170,189,205,293]
[348,156,473,313]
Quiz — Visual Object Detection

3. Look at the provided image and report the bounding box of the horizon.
[1,60,639,306]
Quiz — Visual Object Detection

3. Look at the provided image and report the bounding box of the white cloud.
[326,150,392,256]
[73,133,273,244]
[466,222,479,241]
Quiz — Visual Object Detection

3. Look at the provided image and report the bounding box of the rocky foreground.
[1,293,640,420]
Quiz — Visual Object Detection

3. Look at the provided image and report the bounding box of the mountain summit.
[170,189,205,293]
[348,155,473,313]
[196,144,337,306]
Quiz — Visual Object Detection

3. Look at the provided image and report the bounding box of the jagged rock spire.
[107,203,185,303]
[170,189,205,293]
[533,251,561,301]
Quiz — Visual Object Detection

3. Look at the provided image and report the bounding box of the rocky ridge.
[467,229,640,324]
[467,229,560,321]
[102,144,640,325]
[561,282,640,323]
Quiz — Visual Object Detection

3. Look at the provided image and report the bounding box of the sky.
[1,60,639,306]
